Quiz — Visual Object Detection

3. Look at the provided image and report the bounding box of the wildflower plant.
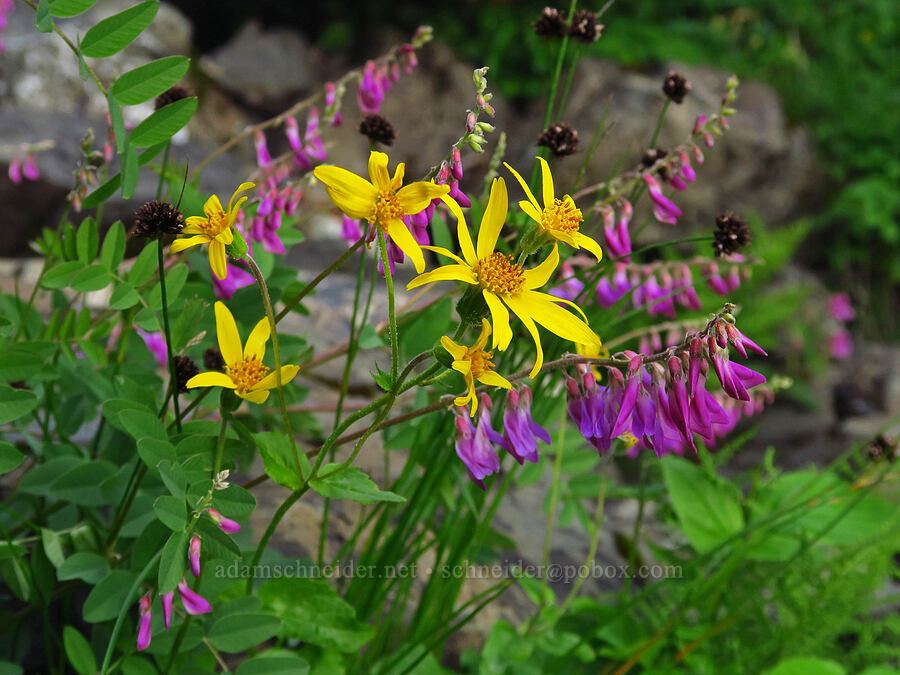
[0,4,893,675]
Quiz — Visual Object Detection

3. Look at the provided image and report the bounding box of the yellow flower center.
[227,356,269,394]
[467,347,495,378]
[198,211,229,238]
[370,193,403,227]
[476,252,526,295]
[541,197,583,235]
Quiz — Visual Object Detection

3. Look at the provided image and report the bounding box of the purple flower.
[189,535,201,578]
[325,82,342,126]
[499,387,550,464]
[454,397,502,489]
[8,156,21,184]
[177,578,212,615]
[213,260,255,300]
[828,293,855,322]
[136,329,167,368]
[550,261,584,302]
[137,593,152,651]
[447,180,471,208]
[674,265,702,310]
[358,60,384,114]
[341,216,363,245]
[724,323,767,358]
[595,263,632,308]
[708,337,766,402]
[829,329,853,359]
[254,131,272,169]
[208,508,241,534]
[644,174,681,224]
[23,154,39,181]
[679,151,696,182]
[161,591,174,632]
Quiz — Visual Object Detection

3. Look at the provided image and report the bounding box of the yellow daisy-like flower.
[407,176,602,379]
[313,151,450,273]
[186,302,299,404]
[442,318,512,416]
[170,182,255,280]
[505,157,603,261]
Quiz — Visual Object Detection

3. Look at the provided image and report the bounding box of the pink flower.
[8,156,21,184]
[213,260,255,300]
[23,154,39,181]
[254,131,272,169]
[208,508,241,534]
[454,397,503,489]
[137,593,152,651]
[358,61,384,114]
[161,591,174,631]
[499,386,550,464]
[177,578,212,615]
[643,174,681,224]
[324,82,342,126]
[828,293,855,322]
[829,329,853,359]
[136,329,167,368]
[189,535,201,578]
[341,216,363,245]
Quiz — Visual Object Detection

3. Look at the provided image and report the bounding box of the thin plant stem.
[377,235,400,381]
[627,98,671,205]
[157,241,182,433]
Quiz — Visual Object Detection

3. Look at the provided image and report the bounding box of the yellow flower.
[442,318,512,416]
[170,182,255,280]
[407,177,601,379]
[313,151,450,273]
[186,302,299,404]
[504,157,603,261]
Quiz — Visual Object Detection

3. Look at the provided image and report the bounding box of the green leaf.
[57,552,110,584]
[763,657,846,675]
[62,626,97,675]
[112,56,190,105]
[256,431,305,490]
[101,398,153,433]
[208,613,282,653]
[130,97,197,147]
[210,484,256,520]
[108,92,126,154]
[0,385,39,425]
[42,261,86,289]
[109,283,140,310]
[51,461,117,505]
[18,456,83,496]
[119,409,168,442]
[128,241,158,285]
[157,460,186,499]
[40,529,66,568]
[158,531,187,593]
[121,142,139,199]
[259,578,375,652]
[357,323,383,349]
[120,656,157,675]
[310,464,405,505]
[80,1,159,58]
[235,650,309,675]
[0,442,25,474]
[49,0,97,17]
[70,264,112,292]
[83,570,137,622]
[0,557,32,602]
[153,495,187,531]
[148,264,187,310]
[192,516,240,560]
[661,457,744,553]
[76,218,99,263]
[35,0,53,32]
[100,220,126,270]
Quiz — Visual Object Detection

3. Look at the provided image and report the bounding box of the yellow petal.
[454,372,478,416]
[518,200,542,225]
[215,226,234,245]
[203,194,225,219]
[227,182,256,213]
[385,218,425,273]
[406,264,477,291]
[186,371,236,389]
[504,295,544,378]
[227,196,249,226]
[538,156,555,207]
[240,389,269,404]
[523,244,560,290]
[208,239,228,281]
[477,370,512,389]
[181,223,205,234]
[439,195,477,267]
[441,336,468,361]
[474,318,492,351]
[367,151,391,192]
[214,301,243,367]
[476,177,508,260]
[518,290,601,347]
[251,364,300,391]
[483,291,512,351]
[390,162,406,191]
[243,318,270,361]
[504,161,541,210]
[573,232,604,262]
[452,359,472,376]
[550,295,590,322]
[422,244,467,266]
[396,181,450,216]
[170,235,208,253]
[313,165,378,218]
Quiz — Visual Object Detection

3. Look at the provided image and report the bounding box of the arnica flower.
[505,157,603,261]
[186,302,299,404]
[442,318,511,416]
[313,151,449,273]
[408,177,602,378]
[170,182,255,280]
[454,396,504,490]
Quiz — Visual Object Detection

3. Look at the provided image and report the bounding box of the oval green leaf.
[112,56,190,105]
[83,570,137,623]
[0,442,25,474]
[130,97,197,147]
[62,625,97,675]
[208,613,283,653]
[49,0,97,18]
[80,1,159,59]
[0,386,39,425]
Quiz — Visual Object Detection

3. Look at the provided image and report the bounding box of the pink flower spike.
[208,508,241,534]
[679,152,696,181]
[254,131,272,169]
[161,591,174,632]
[23,154,39,181]
[285,116,302,153]
[178,578,212,615]
[137,593,152,651]
[189,535,201,578]
[358,61,384,114]
[8,156,21,184]
[643,174,681,224]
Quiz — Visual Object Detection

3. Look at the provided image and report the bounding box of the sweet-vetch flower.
[408,178,601,377]
[505,157,603,261]
[186,302,299,404]
[499,386,550,464]
[189,535,201,578]
[137,593,152,651]
[170,182,255,280]
[453,397,504,490]
[313,151,449,273]
[161,591,173,631]
[177,578,212,615]
[208,508,241,534]
[441,318,511,416]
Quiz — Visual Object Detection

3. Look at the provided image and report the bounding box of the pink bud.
[466,112,477,132]
[208,508,241,534]
[8,156,21,184]
[137,593,152,651]
[693,115,707,135]
[161,591,174,631]
[189,535,201,578]
[23,154,39,181]
[254,131,272,169]
[178,578,212,615]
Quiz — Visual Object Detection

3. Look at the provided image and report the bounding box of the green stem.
[157,240,182,433]
[245,255,301,479]
[164,616,192,673]
[377,235,400,382]
[627,98,671,205]
[542,404,568,589]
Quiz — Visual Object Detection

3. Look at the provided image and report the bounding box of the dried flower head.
[204,348,226,372]
[568,9,602,44]
[358,114,396,146]
[133,200,185,239]
[155,85,192,111]
[538,122,579,157]
[712,212,751,257]
[662,71,691,104]
[534,7,567,38]
[641,148,669,180]
[173,355,199,394]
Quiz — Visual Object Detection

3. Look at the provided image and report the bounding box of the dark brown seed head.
[662,71,691,104]
[568,9,603,44]
[538,122,579,157]
[133,200,185,239]
[204,348,226,372]
[155,85,192,111]
[358,114,396,146]
[534,7,567,39]
[641,148,669,180]
[712,212,751,257]
[174,355,199,394]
